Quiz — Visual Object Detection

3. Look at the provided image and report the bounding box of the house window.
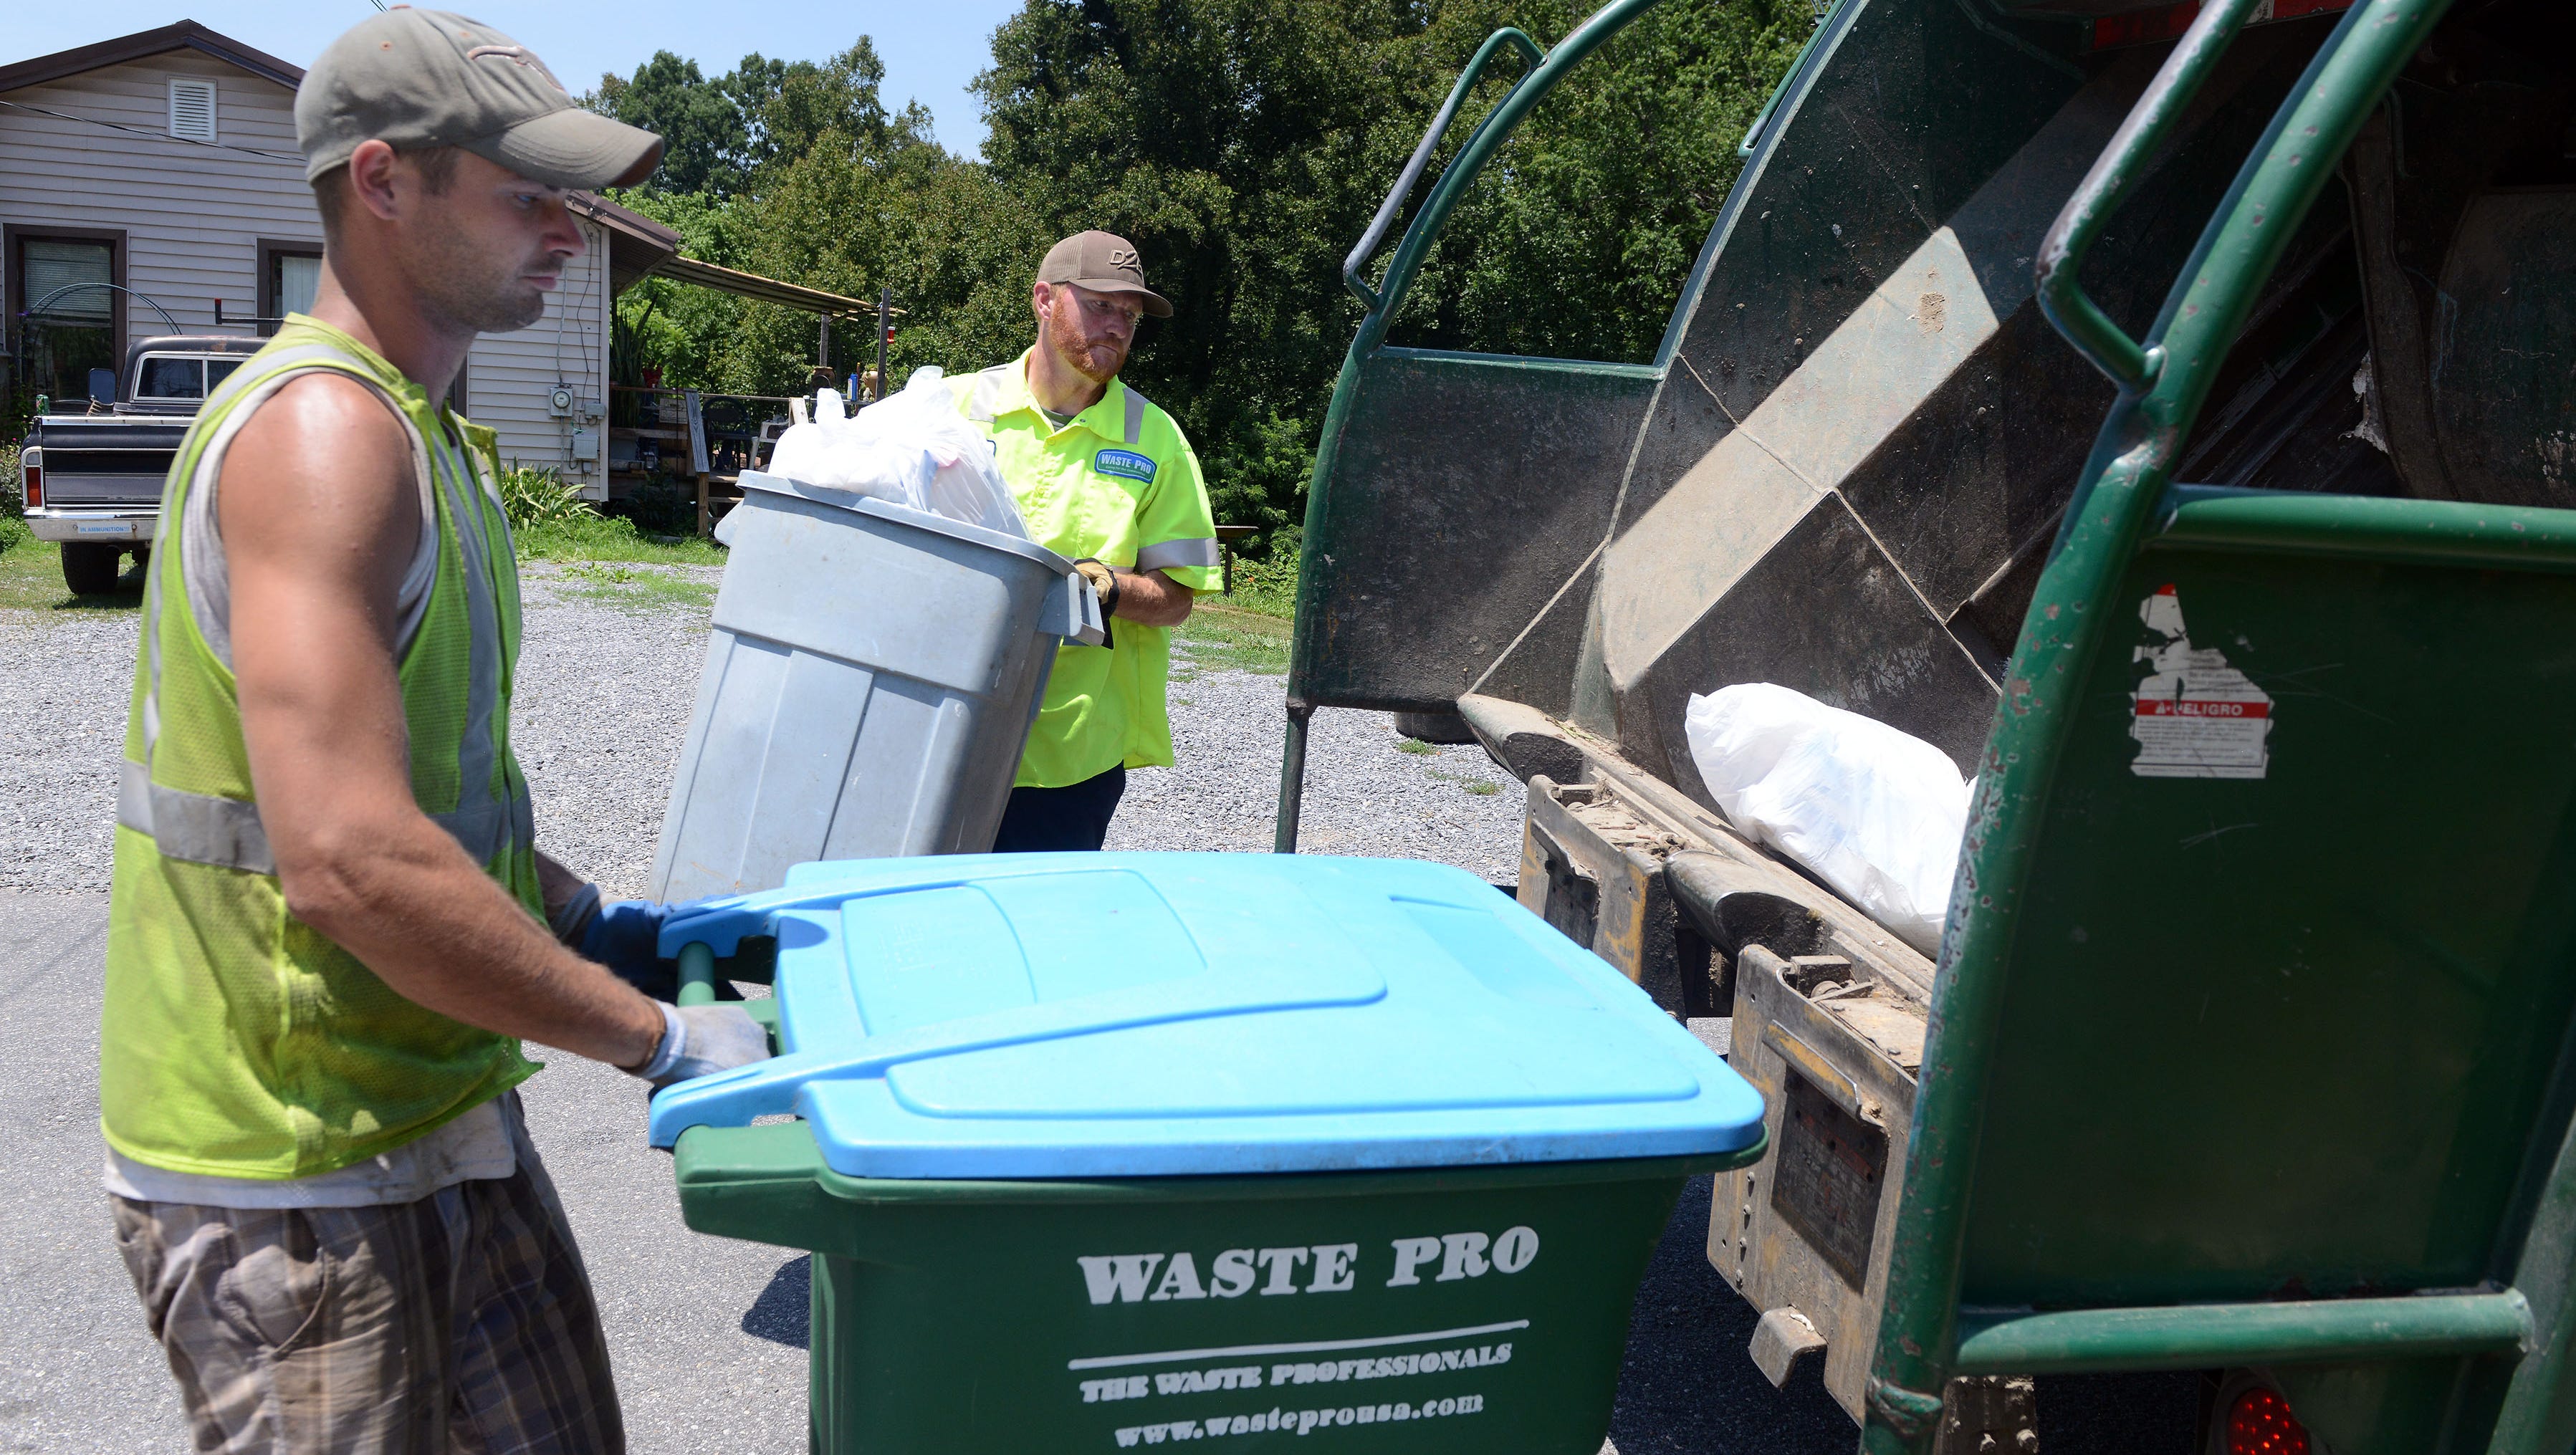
[257,240,324,335]
[168,78,217,142]
[9,231,123,407]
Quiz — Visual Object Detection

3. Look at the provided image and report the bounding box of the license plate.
[74,523,133,535]
[1770,1072,1887,1290]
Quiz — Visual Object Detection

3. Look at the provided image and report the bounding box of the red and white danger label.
[2128,585,2271,779]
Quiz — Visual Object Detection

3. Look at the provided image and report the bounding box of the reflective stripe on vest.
[116,347,531,873]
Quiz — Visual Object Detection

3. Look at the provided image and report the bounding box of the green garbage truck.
[1278,0,2576,1448]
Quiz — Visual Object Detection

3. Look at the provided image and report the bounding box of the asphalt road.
[0,890,2196,1453]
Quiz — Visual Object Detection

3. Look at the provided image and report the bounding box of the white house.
[0,21,860,494]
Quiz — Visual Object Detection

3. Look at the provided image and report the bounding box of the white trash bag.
[1682,683,1972,957]
[762,365,1027,539]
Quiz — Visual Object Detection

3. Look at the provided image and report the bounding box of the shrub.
[1220,552,1298,618]
[497,463,596,533]
[0,444,25,554]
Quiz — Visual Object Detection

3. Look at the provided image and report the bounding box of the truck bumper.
[29,510,158,545]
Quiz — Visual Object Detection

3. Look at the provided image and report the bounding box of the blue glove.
[573,890,724,1001]
[580,897,674,981]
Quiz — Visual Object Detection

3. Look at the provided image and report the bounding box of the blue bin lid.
[646,853,1765,1179]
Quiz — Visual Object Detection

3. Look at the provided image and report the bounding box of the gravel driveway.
[4,562,1523,893]
[0,555,2199,1454]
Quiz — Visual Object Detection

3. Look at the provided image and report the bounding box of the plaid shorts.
[111,1106,623,1454]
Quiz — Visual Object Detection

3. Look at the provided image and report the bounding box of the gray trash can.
[648,471,1101,900]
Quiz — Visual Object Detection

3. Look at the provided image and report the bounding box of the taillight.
[19,448,37,509]
[2226,1386,2311,1455]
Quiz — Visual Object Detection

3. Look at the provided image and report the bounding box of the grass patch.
[549,560,718,614]
[0,538,145,613]
[514,512,725,567]
[500,461,725,567]
[1396,737,1437,756]
[1172,600,1290,678]
[1426,766,1503,796]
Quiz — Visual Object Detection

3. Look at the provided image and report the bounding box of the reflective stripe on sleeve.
[1136,537,1220,572]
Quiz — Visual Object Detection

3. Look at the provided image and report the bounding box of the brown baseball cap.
[297,9,663,190]
[1038,231,1172,318]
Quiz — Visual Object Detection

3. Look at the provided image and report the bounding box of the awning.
[644,255,899,320]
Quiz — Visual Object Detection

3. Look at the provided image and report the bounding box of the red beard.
[1047,304,1129,384]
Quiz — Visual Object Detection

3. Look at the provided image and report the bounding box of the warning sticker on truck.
[2129,585,2271,779]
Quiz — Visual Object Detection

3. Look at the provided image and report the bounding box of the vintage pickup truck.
[19,335,264,595]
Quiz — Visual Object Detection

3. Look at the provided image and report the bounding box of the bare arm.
[221,375,664,1069]
[1110,567,1194,628]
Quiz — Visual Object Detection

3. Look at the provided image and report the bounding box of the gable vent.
[168,79,217,142]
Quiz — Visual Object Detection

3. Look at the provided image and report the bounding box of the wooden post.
[685,388,712,537]
[874,287,891,400]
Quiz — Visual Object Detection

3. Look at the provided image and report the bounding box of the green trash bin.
[649,853,1768,1453]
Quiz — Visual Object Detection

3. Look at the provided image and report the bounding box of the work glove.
[566,889,720,1002]
[578,896,671,981]
[633,1002,774,1089]
[1072,558,1120,648]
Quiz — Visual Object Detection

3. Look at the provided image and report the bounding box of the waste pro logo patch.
[1096,448,1157,484]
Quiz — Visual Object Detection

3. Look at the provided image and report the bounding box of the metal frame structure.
[1275,0,1671,852]
[1863,0,2576,1448]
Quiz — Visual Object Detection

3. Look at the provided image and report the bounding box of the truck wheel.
[1392,710,1477,744]
[61,542,125,595]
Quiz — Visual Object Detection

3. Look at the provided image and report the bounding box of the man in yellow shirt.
[954,231,1220,850]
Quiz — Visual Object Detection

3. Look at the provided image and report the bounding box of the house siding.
[1,50,608,478]
[0,53,315,341]
[466,219,611,491]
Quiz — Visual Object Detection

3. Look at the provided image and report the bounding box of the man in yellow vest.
[100,13,767,1449]
[953,232,1222,850]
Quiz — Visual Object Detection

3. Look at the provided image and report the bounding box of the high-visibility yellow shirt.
[954,351,1220,789]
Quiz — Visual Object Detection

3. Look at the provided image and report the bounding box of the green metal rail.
[677,941,718,1007]
[1861,0,2461,1449]
[1275,0,1672,853]
[1950,1292,2534,1377]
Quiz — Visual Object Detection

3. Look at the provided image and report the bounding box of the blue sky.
[4,1,1028,153]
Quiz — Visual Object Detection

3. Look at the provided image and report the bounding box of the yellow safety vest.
[100,315,541,1180]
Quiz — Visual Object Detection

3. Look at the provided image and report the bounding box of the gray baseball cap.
[297,9,662,190]
[1038,231,1173,318]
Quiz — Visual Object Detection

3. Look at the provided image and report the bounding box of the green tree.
[1389,0,1807,362]
[593,0,1810,554]
[590,52,752,197]
[975,0,1453,537]
[965,0,1808,545]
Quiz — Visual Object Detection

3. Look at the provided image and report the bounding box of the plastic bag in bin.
[765,366,1027,539]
